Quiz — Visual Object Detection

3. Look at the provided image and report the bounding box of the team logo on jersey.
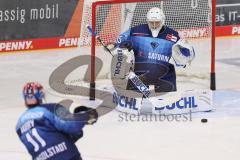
[150,42,159,50]
[166,34,177,42]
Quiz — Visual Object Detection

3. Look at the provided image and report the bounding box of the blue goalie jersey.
[117,24,180,92]
[16,103,88,160]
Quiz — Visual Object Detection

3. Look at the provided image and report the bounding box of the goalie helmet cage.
[85,0,216,100]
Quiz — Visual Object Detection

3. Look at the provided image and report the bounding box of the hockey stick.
[87,25,155,103]
[87,25,114,57]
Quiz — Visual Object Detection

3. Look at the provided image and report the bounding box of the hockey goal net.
[78,0,216,99]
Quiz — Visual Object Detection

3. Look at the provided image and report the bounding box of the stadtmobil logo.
[0,41,33,51]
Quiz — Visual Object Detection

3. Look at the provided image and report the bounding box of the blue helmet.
[23,82,44,107]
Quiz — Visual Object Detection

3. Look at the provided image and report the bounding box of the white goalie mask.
[147,7,165,38]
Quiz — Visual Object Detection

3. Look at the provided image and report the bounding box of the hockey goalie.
[110,7,213,115]
[113,7,195,92]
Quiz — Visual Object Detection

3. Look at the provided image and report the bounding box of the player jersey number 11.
[26,128,46,152]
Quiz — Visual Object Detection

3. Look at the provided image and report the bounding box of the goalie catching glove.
[172,39,195,67]
[73,106,98,125]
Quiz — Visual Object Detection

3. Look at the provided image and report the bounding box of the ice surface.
[0,37,240,160]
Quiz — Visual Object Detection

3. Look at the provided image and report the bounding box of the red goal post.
[82,0,216,100]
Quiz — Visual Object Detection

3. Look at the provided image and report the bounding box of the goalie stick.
[86,25,156,105]
[87,25,114,57]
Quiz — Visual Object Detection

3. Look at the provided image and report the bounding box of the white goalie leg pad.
[111,48,135,79]
[110,89,214,115]
[88,83,214,115]
[150,89,214,115]
[112,88,143,115]
[172,39,195,67]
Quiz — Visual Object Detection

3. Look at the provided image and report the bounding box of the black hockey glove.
[74,106,98,125]
[119,40,133,51]
[69,130,83,143]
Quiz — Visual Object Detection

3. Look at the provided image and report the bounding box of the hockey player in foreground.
[16,82,98,160]
[115,7,195,92]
